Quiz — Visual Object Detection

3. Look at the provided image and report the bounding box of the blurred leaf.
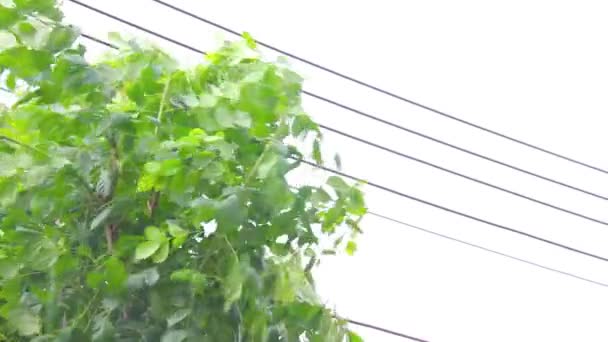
[45,25,79,53]
[161,329,188,342]
[127,267,160,289]
[348,331,364,342]
[327,176,350,195]
[0,46,53,79]
[345,241,357,256]
[0,6,19,30]
[144,225,164,241]
[7,308,40,336]
[167,308,190,327]
[151,241,169,263]
[90,206,112,230]
[257,152,279,179]
[312,138,322,165]
[135,240,161,261]
[167,222,187,238]
[92,314,114,341]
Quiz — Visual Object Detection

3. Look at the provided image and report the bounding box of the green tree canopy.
[0,0,366,341]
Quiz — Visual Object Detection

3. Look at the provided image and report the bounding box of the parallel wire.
[11,13,608,262]
[150,0,608,175]
[68,0,608,202]
[300,160,608,263]
[367,211,608,288]
[8,34,602,286]
[76,32,608,227]
[68,0,608,265]
[319,124,608,226]
[3,85,607,288]
[345,318,429,341]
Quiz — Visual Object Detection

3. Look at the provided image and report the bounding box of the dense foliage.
[0,0,366,341]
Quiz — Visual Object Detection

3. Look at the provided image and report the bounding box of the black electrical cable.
[345,318,429,341]
[68,3,608,201]
[149,0,608,175]
[319,124,608,226]
[367,211,608,288]
[77,33,608,225]
[3,85,605,288]
[299,160,608,263]
[64,6,608,260]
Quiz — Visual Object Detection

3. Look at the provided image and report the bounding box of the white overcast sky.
[5,0,608,340]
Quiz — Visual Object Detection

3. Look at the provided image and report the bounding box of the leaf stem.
[155,78,171,135]
[244,142,271,185]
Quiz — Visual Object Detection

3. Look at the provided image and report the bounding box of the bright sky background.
[5,0,608,340]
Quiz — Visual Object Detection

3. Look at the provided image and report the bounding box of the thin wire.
[68,9,608,260]
[75,32,608,224]
[68,4,608,201]
[71,1,205,54]
[319,124,608,226]
[299,160,608,263]
[368,211,608,288]
[344,318,429,341]
[149,0,608,175]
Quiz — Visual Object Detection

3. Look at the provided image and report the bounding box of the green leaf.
[92,314,114,341]
[161,329,188,342]
[127,267,160,289]
[345,241,357,256]
[13,0,63,20]
[151,240,169,263]
[144,161,162,175]
[6,72,15,90]
[8,308,40,336]
[0,46,53,79]
[17,22,36,37]
[0,6,19,30]
[327,176,350,195]
[160,158,182,176]
[312,138,322,165]
[0,258,20,279]
[215,193,247,232]
[347,187,366,215]
[104,257,127,293]
[167,308,190,327]
[45,25,79,53]
[135,240,161,260]
[292,114,318,137]
[348,331,364,342]
[167,222,187,238]
[170,269,206,286]
[242,31,256,49]
[256,152,279,179]
[90,206,112,230]
[144,225,164,241]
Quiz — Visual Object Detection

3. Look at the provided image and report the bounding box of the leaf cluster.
[0,1,366,340]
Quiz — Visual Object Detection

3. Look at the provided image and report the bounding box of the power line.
[3,82,606,285]
[345,318,429,341]
[149,0,608,175]
[319,124,608,226]
[46,35,608,287]
[299,160,608,263]
[68,8,608,202]
[65,5,608,259]
[75,32,608,224]
[6,44,607,285]
[367,211,608,288]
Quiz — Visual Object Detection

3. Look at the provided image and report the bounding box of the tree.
[0,0,366,340]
